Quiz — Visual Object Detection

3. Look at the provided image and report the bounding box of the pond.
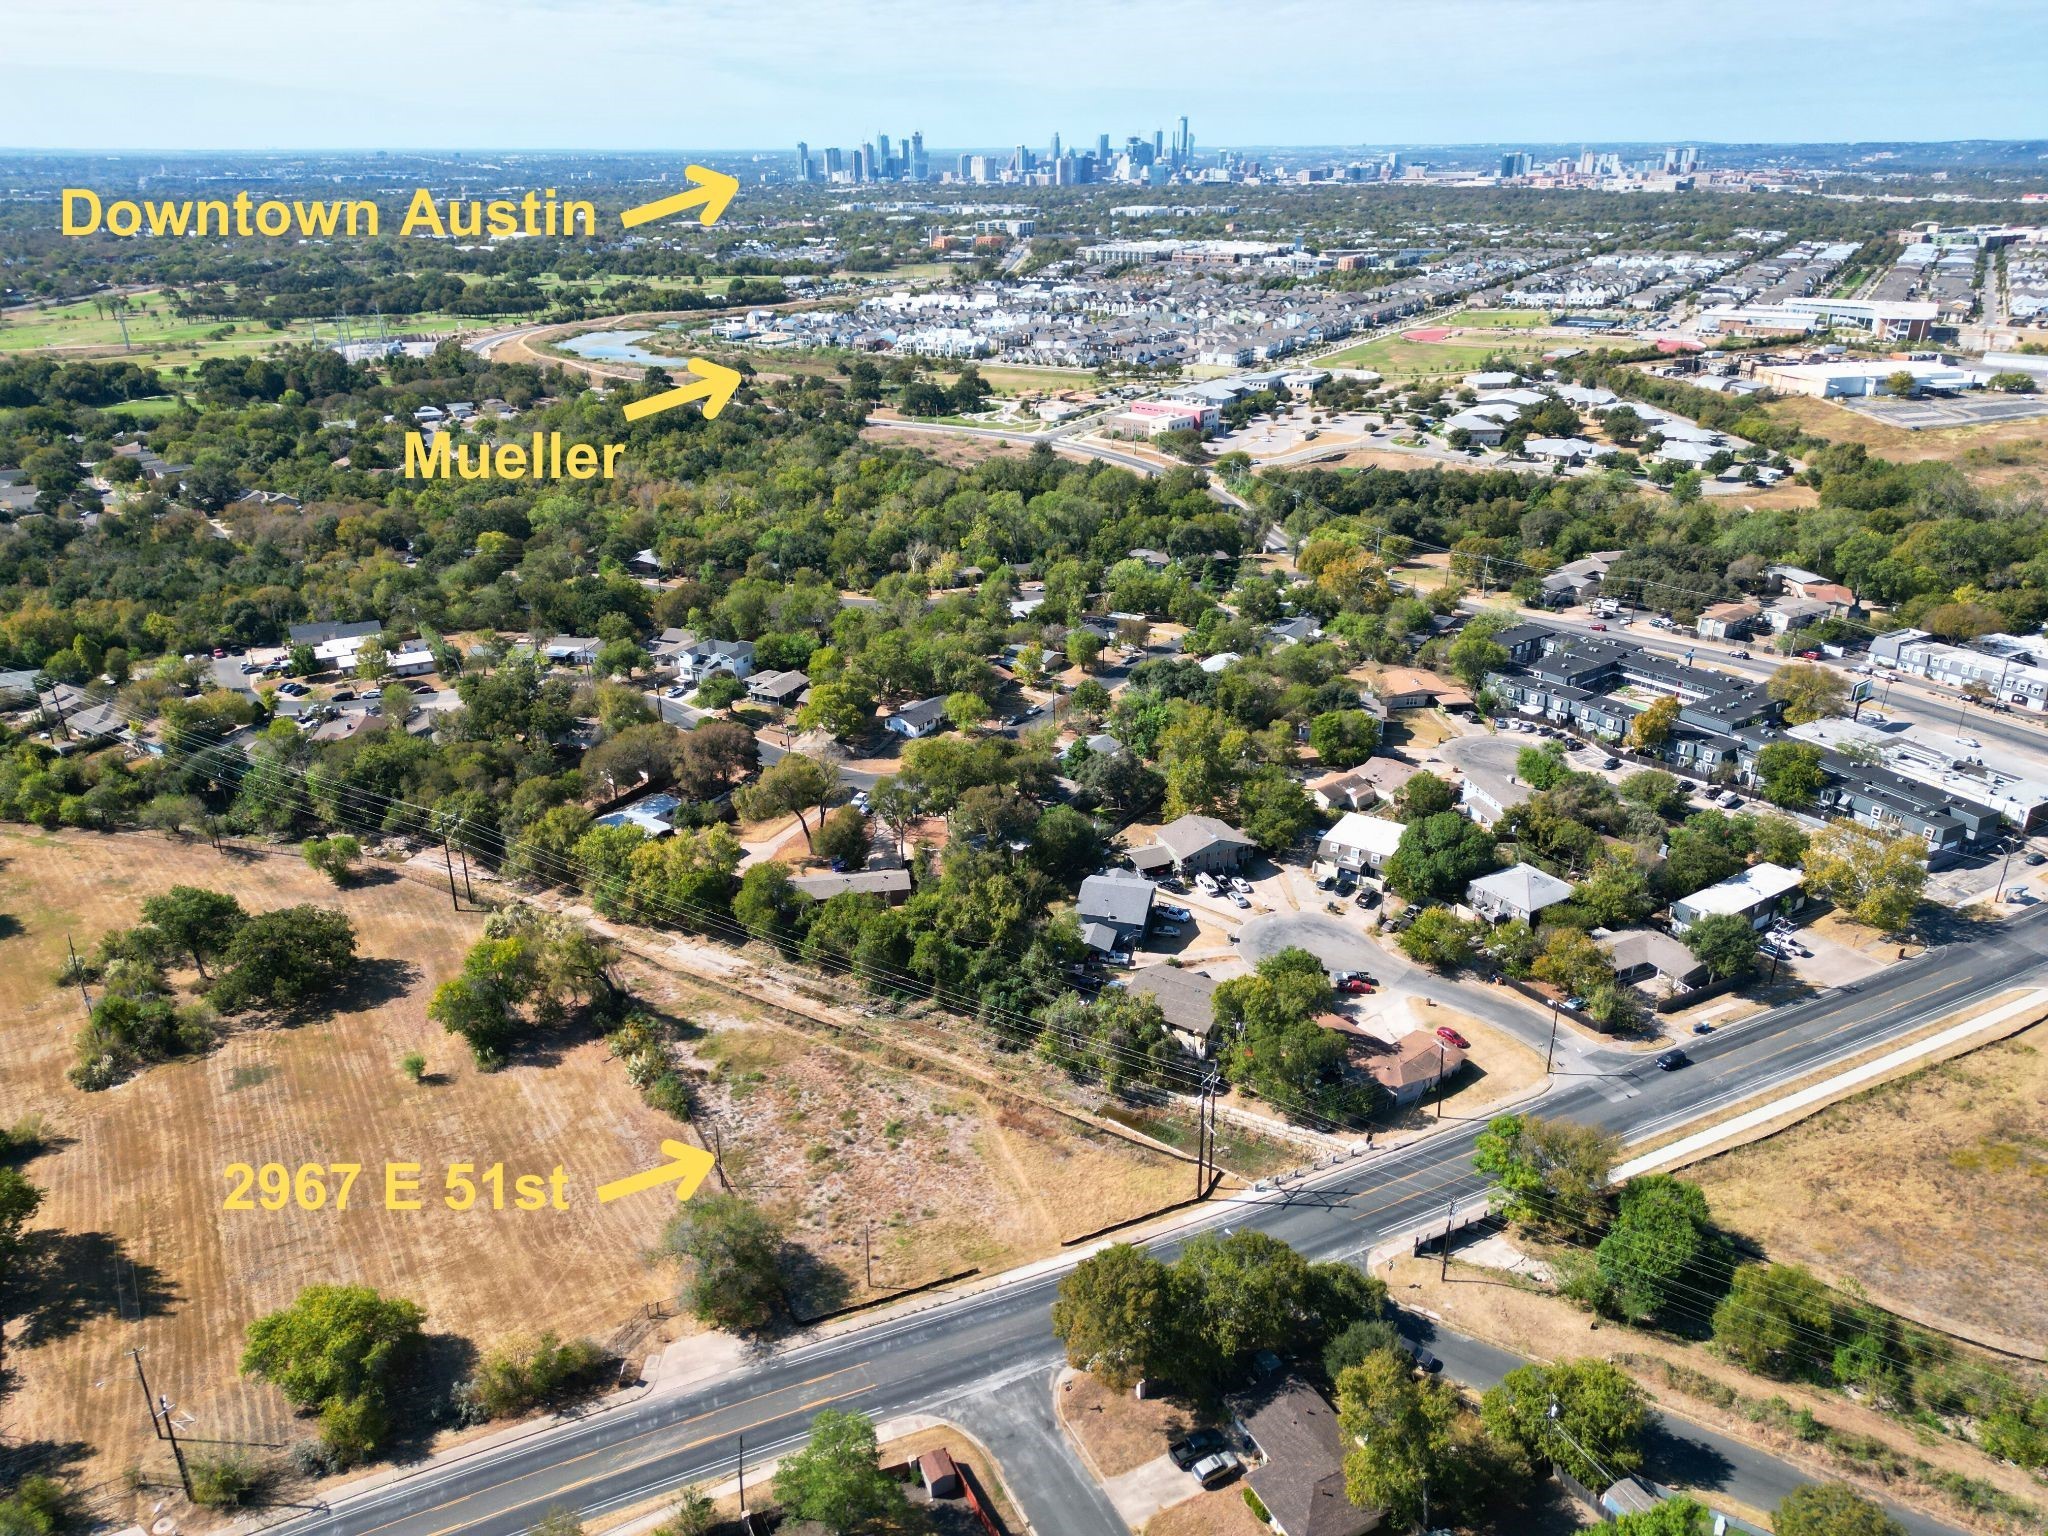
[557,328,694,367]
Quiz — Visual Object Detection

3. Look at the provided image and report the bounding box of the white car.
[1157,903,1192,922]
[1231,876,1254,894]
[1195,873,1220,894]
[1230,891,1251,909]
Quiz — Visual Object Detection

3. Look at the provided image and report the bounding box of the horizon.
[6,0,2044,152]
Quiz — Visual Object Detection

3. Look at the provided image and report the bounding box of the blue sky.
[7,0,2043,151]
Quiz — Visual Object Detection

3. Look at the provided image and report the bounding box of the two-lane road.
[266,905,2048,1536]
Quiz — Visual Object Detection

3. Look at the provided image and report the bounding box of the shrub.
[399,1052,427,1083]
[467,1333,611,1419]
[188,1452,264,1509]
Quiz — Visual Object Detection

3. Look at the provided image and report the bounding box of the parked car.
[1435,1026,1470,1049]
[1408,1346,1443,1374]
[2025,852,2046,867]
[1154,923,1184,938]
[1602,756,1621,770]
[1195,873,1220,894]
[1231,876,1254,894]
[1167,1429,1228,1471]
[1189,1451,1243,1489]
[1656,1049,1691,1071]
[1356,888,1380,908]
[1691,1022,1715,1035]
[1338,977,1374,995]
[1230,891,1251,909]
[1157,903,1192,923]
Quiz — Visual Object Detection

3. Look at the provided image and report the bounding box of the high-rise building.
[1678,146,1699,173]
[1176,114,1190,164]
[1153,128,1164,161]
[1499,150,1529,178]
[1051,131,1061,161]
[878,133,891,174]
[824,146,844,176]
[911,130,927,180]
[1014,144,1030,174]
[1097,132,1110,160]
[796,141,811,182]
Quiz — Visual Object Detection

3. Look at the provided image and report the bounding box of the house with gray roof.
[1076,871,1154,956]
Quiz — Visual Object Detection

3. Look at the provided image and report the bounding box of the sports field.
[1319,330,1560,379]
[1442,308,1553,328]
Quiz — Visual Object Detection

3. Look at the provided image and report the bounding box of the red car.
[1799,649,1821,660]
[1589,622,1608,631]
[1338,977,1375,995]
[1435,1026,1470,1049]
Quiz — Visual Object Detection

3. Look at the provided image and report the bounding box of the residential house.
[1145,814,1257,876]
[1597,928,1710,994]
[1522,436,1611,465]
[746,669,810,707]
[288,618,384,649]
[1316,812,1404,874]
[1696,600,1761,640]
[668,636,757,683]
[542,636,601,667]
[1669,863,1806,933]
[790,869,913,903]
[886,697,949,739]
[1060,732,1123,763]
[1125,966,1219,1057]
[1466,863,1574,924]
[1267,615,1323,646]
[594,793,682,838]
[1076,870,1156,957]
[1378,668,1457,710]
[1538,550,1623,608]
[1308,766,1379,813]
[1232,1375,1380,1536]
[1765,596,1831,634]
[1363,1029,1467,1111]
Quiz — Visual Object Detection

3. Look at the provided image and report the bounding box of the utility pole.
[160,1392,194,1500]
[1544,998,1561,1075]
[1439,1198,1456,1281]
[1435,1041,1447,1120]
[129,1349,164,1438]
[459,845,475,902]
[442,839,460,909]
[68,934,93,1015]
[736,1433,747,1514]
[864,1220,874,1291]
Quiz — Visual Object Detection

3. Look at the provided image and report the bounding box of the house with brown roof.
[1361,1029,1467,1110]
[1232,1374,1380,1536]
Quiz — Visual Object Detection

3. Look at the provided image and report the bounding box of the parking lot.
[1837,392,2048,431]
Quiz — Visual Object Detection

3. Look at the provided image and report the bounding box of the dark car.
[1355,887,1381,908]
[2027,852,2047,867]
[1692,1022,1715,1035]
[1656,1048,1691,1071]
[1409,1345,1442,1374]
[1167,1429,1228,1471]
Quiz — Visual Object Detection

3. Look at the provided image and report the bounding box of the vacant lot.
[0,830,691,1505]
[0,294,477,363]
[1769,393,2048,484]
[680,1016,1191,1304]
[1685,1022,2048,1356]
[1319,331,1559,379]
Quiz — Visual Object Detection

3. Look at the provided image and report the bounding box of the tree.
[1802,820,1925,934]
[1755,742,1826,809]
[0,1477,74,1536]
[1533,928,1615,1001]
[1473,1114,1617,1235]
[655,1492,718,1536]
[1712,1262,1836,1379]
[943,690,987,733]
[1517,741,1570,789]
[241,1284,424,1465]
[1398,907,1480,970]
[209,906,358,1012]
[1323,1317,1406,1378]
[1883,370,1918,397]
[1309,709,1381,768]
[795,680,873,741]
[1337,1348,1481,1530]
[1628,694,1680,751]
[1576,856,1655,928]
[139,884,246,978]
[1684,912,1759,979]
[1480,1358,1648,1486]
[1173,1228,1319,1371]
[1612,1498,1713,1535]
[734,861,804,944]
[694,673,746,711]
[1447,627,1510,689]
[1384,811,1497,904]
[1776,1483,1906,1536]
[1239,767,1316,853]
[771,1409,908,1534]
[1396,770,1457,819]
[303,834,362,886]
[1768,662,1849,725]
[735,753,836,849]
[1052,1242,1177,1389]
[1594,1175,1729,1325]
[0,1168,44,1374]
[814,805,872,869]
[659,1195,785,1332]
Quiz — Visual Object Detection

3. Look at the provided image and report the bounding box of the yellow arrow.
[619,166,740,229]
[622,357,743,422]
[596,1139,719,1204]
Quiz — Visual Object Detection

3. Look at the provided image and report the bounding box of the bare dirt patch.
[1683,1021,2048,1356]
[861,424,1034,467]
[1057,1368,1199,1480]
[1142,1487,1269,1536]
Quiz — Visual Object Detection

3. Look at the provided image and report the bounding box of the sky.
[6,0,2044,152]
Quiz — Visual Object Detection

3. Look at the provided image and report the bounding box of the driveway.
[1100,1452,1202,1527]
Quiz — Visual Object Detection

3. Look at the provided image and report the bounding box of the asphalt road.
[265,905,2048,1536]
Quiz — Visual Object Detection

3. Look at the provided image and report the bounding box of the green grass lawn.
[1442,308,1553,328]
[1320,332,1558,379]
[0,294,489,363]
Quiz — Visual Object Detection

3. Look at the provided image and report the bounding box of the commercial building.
[1870,628,2048,713]
[1756,359,1988,399]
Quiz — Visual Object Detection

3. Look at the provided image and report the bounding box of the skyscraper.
[1051,131,1061,161]
[796,141,811,182]
[1176,114,1190,164]
[1097,132,1110,160]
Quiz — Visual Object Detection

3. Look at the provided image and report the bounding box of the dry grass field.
[1684,1022,2048,1357]
[1769,393,2048,485]
[0,828,690,1506]
[0,828,1194,1509]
